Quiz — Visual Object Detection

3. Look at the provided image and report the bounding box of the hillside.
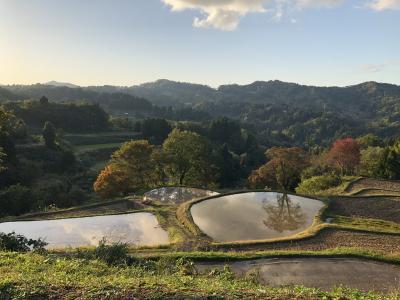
[0,87,22,102]
[3,80,400,146]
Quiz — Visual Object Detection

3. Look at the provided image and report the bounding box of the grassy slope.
[0,251,398,300]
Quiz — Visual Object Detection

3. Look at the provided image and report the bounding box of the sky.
[0,0,399,87]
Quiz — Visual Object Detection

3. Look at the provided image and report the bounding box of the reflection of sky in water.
[0,213,169,249]
[191,192,324,242]
[144,187,218,204]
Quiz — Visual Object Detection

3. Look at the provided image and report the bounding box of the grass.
[328,215,400,235]
[136,247,400,264]
[75,143,122,153]
[0,251,398,299]
[64,131,141,146]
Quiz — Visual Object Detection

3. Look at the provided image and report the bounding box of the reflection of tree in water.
[262,193,306,232]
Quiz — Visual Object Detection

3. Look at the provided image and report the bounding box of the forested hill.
[1,84,154,113]
[3,80,400,110]
[1,79,400,147]
[0,87,22,102]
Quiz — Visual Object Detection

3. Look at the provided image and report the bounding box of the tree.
[214,144,241,187]
[326,138,360,175]
[376,146,400,180]
[0,147,6,172]
[359,146,385,177]
[162,129,215,186]
[42,121,57,148]
[94,140,158,198]
[39,96,49,105]
[111,140,156,188]
[141,118,172,144]
[93,164,130,198]
[356,134,383,149]
[248,147,309,191]
[0,107,16,160]
[209,117,243,152]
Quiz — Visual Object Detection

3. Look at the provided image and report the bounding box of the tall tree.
[94,140,157,198]
[93,164,130,198]
[326,138,360,175]
[248,147,309,191]
[162,129,215,186]
[111,140,156,188]
[215,144,241,187]
[42,121,57,148]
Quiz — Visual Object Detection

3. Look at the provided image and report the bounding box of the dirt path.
[197,258,400,292]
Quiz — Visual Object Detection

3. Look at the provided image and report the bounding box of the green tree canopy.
[162,129,215,186]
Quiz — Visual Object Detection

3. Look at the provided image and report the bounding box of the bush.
[93,238,132,266]
[0,232,47,252]
[0,184,34,216]
[296,174,342,195]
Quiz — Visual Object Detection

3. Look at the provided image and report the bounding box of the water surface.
[191,192,324,242]
[0,213,169,248]
[197,258,400,292]
[144,187,218,204]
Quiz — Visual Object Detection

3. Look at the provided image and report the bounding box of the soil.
[217,228,400,253]
[329,196,400,223]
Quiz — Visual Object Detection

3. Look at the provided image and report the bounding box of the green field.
[64,131,141,146]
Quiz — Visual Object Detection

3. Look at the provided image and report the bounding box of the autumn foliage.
[93,164,130,198]
[326,137,360,174]
[248,147,309,191]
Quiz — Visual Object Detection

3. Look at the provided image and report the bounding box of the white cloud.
[368,0,400,10]
[162,0,400,31]
[296,0,343,8]
[162,0,267,30]
[361,63,387,73]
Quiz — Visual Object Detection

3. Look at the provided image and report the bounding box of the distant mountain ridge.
[45,81,80,89]
[2,79,400,146]
[2,80,400,113]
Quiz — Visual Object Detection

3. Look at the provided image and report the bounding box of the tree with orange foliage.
[94,140,157,198]
[93,164,130,198]
[248,147,309,191]
[326,137,360,175]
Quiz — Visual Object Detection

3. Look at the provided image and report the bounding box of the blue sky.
[0,0,399,87]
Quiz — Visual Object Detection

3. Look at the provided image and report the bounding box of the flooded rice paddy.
[191,192,324,242]
[0,212,169,248]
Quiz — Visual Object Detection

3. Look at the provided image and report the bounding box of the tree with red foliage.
[326,137,360,175]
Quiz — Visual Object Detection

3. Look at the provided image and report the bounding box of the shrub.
[296,174,342,195]
[0,232,47,252]
[93,238,132,266]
